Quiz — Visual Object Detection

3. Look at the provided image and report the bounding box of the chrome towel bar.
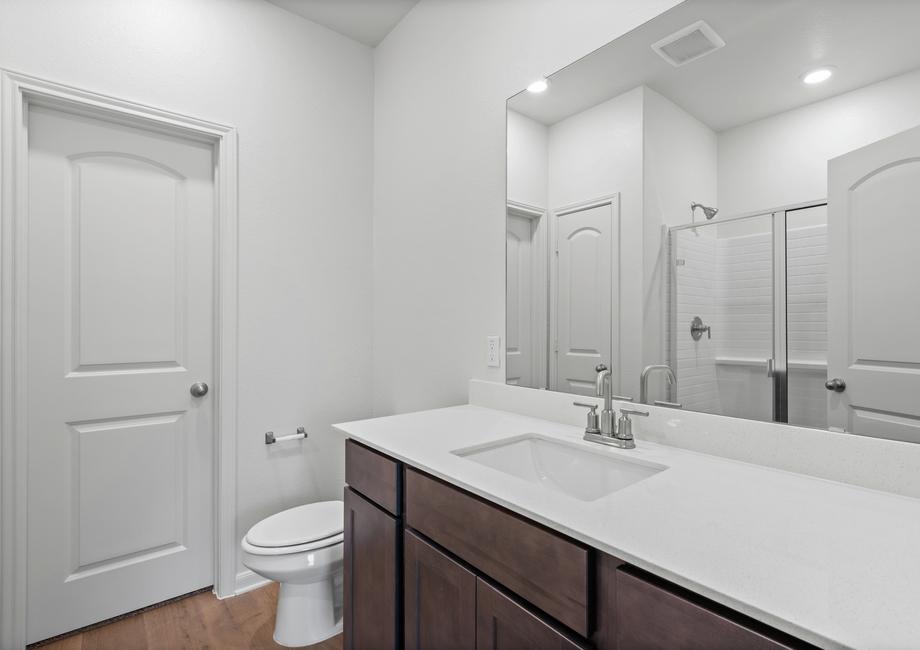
[265,426,308,445]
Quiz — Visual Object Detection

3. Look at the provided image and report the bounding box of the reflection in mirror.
[505,0,920,442]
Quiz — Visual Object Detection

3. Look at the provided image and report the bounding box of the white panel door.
[827,124,920,442]
[553,201,614,396]
[506,213,535,387]
[26,104,215,642]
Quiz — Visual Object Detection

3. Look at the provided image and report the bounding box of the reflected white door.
[827,124,920,442]
[27,104,215,642]
[506,213,535,387]
[553,199,615,396]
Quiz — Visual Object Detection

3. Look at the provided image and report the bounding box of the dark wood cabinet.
[342,438,810,650]
[476,579,588,650]
[345,439,401,515]
[404,530,476,650]
[614,567,805,649]
[343,487,400,650]
[405,468,590,637]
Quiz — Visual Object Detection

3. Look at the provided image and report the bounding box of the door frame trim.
[0,69,240,647]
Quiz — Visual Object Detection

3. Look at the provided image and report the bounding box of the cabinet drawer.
[616,568,807,649]
[405,468,590,637]
[345,438,400,515]
[477,579,588,650]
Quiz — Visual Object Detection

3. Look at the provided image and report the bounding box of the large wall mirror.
[505,0,920,443]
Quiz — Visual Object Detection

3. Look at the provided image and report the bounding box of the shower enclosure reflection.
[505,0,920,443]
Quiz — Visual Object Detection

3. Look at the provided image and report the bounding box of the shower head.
[691,202,718,220]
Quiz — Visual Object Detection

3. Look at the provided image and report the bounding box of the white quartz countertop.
[334,405,920,650]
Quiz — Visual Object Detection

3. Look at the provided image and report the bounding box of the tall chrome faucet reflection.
[640,364,676,405]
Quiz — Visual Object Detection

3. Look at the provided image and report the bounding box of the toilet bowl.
[241,500,344,647]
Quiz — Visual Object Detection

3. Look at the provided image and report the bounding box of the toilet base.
[273,574,343,648]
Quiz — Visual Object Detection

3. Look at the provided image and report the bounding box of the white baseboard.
[228,570,271,598]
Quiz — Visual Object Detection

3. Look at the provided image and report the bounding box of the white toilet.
[241,500,344,647]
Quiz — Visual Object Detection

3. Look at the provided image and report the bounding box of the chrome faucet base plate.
[583,432,635,450]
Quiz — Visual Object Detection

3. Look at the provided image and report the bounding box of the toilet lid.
[245,500,343,548]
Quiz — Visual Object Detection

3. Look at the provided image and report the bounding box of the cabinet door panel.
[405,531,476,650]
[476,579,587,650]
[616,568,803,649]
[344,487,399,650]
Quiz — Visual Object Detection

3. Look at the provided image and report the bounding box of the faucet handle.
[573,402,601,434]
[595,363,608,373]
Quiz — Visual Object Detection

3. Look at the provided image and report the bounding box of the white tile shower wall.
[673,230,721,413]
[714,230,773,421]
[673,224,829,427]
[787,224,828,428]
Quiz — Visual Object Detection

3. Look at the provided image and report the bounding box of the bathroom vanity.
[335,401,920,649]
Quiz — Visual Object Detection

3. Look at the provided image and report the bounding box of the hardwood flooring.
[34,584,343,650]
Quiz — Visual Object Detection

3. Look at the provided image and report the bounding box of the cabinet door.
[405,531,476,650]
[476,579,587,650]
[616,569,802,649]
[344,487,399,650]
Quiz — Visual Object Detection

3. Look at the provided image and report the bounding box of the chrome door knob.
[825,378,846,393]
[190,382,209,397]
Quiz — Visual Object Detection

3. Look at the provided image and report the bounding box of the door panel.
[553,201,615,395]
[828,124,920,441]
[506,213,535,387]
[72,154,186,369]
[404,530,476,650]
[26,104,215,642]
[344,488,399,650]
[476,579,586,650]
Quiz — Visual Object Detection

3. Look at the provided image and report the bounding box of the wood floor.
[36,584,343,650]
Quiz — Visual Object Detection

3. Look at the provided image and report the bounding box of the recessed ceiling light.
[527,78,549,94]
[801,67,834,85]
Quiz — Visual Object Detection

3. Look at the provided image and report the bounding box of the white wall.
[0,0,374,580]
[373,0,681,415]
[642,87,717,393]
[547,88,643,393]
[507,110,548,208]
[718,69,920,216]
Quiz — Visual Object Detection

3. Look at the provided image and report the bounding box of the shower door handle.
[766,358,774,377]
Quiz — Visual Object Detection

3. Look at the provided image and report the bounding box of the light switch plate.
[487,336,501,367]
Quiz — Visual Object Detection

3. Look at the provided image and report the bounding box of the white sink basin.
[452,434,666,501]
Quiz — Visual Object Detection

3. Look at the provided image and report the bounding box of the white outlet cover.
[487,336,501,368]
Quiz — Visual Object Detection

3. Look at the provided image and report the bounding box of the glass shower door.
[670,214,776,422]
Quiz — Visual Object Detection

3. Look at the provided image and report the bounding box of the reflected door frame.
[549,194,620,394]
[0,70,239,648]
[506,201,548,389]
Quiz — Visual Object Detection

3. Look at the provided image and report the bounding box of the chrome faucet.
[574,364,647,449]
[595,363,615,435]
[640,364,677,405]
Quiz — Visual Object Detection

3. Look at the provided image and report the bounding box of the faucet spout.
[594,364,615,435]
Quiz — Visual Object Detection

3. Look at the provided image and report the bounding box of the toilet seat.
[243,500,344,556]
[242,531,343,556]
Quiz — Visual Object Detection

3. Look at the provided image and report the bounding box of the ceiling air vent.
[652,20,725,67]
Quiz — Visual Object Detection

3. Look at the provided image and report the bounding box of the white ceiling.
[509,0,920,131]
[266,0,418,47]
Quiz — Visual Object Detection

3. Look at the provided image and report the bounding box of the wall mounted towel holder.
[265,426,308,445]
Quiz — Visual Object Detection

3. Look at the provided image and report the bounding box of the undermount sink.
[452,434,666,501]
